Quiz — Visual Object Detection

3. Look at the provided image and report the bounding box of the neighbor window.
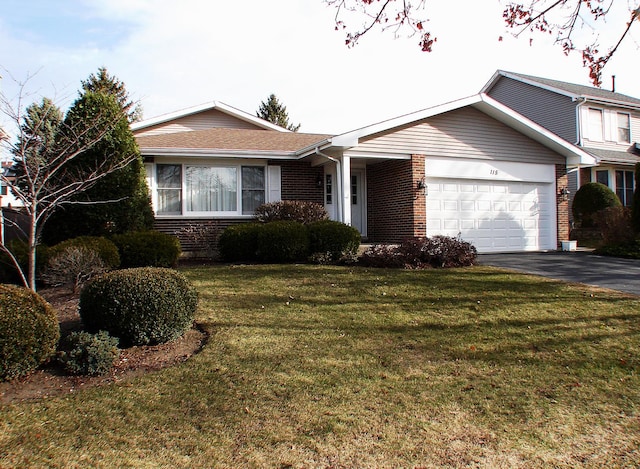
[596,170,609,187]
[325,174,333,204]
[617,113,631,143]
[588,108,604,141]
[616,170,634,206]
[0,184,7,196]
[155,163,267,216]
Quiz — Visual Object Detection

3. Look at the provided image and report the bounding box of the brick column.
[411,154,426,238]
[556,163,569,245]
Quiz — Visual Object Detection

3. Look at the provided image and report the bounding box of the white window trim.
[148,160,274,218]
[616,112,631,144]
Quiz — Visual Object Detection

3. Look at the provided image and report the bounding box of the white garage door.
[426,178,556,253]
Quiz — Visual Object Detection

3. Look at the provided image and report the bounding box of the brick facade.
[366,155,426,243]
[555,163,570,245]
[273,160,324,204]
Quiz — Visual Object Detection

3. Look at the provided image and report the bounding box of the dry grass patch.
[1,264,639,468]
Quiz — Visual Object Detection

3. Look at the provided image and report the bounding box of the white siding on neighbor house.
[134,109,266,137]
[580,103,640,150]
[355,107,564,164]
[487,77,578,143]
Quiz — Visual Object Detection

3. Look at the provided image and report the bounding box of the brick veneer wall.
[155,160,325,255]
[556,163,570,245]
[366,155,426,243]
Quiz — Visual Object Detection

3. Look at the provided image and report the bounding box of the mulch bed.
[0,287,207,404]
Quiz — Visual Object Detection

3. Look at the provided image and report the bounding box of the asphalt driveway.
[479,251,640,296]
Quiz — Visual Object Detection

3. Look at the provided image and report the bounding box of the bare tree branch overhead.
[326,0,640,86]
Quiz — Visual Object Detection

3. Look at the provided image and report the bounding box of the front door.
[350,170,366,236]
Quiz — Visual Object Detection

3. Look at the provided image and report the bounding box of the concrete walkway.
[479,251,640,296]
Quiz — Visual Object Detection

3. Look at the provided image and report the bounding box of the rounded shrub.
[58,330,120,376]
[307,220,361,262]
[256,221,310,263]
[217,223,261,262]
[111,231,181,268]
[0,284,60,380]
[572,182,621,227]
[48,236,120,269]
[79,267,198,346]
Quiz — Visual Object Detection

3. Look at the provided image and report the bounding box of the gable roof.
[482,70,640,109]
[136,128,331,158]
[131,101,291,133]
[313,93,597,166]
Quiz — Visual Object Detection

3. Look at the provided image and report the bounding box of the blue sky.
[1,0,639,136]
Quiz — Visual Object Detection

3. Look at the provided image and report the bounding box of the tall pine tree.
[257,94,300,131]
[41,69,154,245]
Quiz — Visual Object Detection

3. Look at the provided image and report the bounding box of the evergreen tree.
[41,70,154,245]
[81,67,143,122]
[257,94,300,131]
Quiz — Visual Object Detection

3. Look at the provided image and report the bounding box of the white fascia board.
[581,97,640,111]
[476,94,598,166]
[131,101,289,132]
[138,148,298,159]
[479,70,504,94]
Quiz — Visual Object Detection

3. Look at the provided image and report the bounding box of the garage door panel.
[426,176,556,253]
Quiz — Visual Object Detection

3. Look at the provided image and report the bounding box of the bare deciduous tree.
[326,0,640,86]
[0,73,138,290]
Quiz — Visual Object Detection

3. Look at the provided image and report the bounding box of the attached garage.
[425,157,557,253]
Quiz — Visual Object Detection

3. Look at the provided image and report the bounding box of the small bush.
[307,220,361,262]
[359,236,477,269]
[48,236,120,270]
[58,330,120,376]
[572,182,621,228]
[595,239,640,259]
[111,231,181,268]
[256,221,309,263]
[0,240,50,285]
[0,284,60,380]
[42,247,107,293]
[254,200,328,224]
[592,206,634,245]
[217,223,261,262]
[79,267,198,346]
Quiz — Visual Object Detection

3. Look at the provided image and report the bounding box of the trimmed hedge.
[111,231,181,268]
[572,182,621,227]
[79,267,198,346]
[307,220,361,261]
[217,223,261,262]
[0,284,60,380]
[48,236,120,269]
[256,221,310,263]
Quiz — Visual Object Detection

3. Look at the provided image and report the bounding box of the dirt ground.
[0,287,207,404]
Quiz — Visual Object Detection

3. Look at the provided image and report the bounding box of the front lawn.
[1,265,639,467]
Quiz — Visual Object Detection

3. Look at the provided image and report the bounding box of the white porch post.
[341,156,351,226]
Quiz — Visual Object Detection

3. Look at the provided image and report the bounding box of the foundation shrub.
[217,223,261,262]
[359,236,477,269]
[307,220,361,262]
[592,206,634,245]
[58,330,120,376]
[254,200,328,224]
[79,267,198,346]
[572,182,621,228]
[48,236,120,269]
[111,231,181,268]
[0,284,60,380]
[42,247,107,293]
[256,221,309,263]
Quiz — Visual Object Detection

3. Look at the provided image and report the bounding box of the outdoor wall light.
[416,178,426,191]
[559,187,570,201]
[316,175,323,188]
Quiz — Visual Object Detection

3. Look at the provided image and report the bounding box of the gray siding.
[134,109,265,137]
[488,77,578,143]
[356,107,564,164]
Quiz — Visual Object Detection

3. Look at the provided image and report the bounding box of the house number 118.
[490,169,499,175]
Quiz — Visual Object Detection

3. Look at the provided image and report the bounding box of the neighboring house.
[482,70,640,215]
[0,161,20,208]
[133,95,596,254]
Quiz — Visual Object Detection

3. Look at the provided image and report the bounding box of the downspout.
[574,97,588,188]
[314,147,342,222]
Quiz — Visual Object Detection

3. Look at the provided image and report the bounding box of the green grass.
[2,264,640,467]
